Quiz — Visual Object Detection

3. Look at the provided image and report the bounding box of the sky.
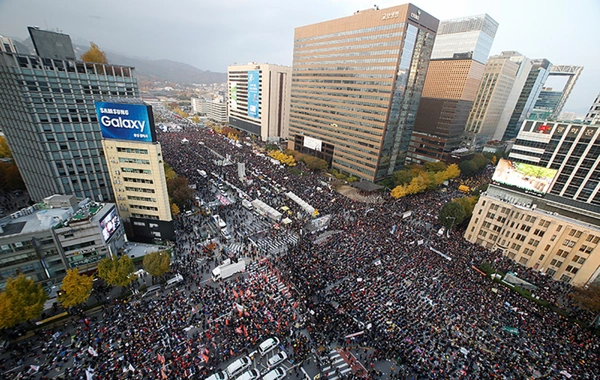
[0,0,598,114]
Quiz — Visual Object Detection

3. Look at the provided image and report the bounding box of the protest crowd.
[3,125,599,380]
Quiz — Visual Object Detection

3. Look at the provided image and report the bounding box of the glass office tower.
[288,4,438,181]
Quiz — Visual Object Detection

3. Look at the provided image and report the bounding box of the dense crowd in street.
[3,124,599,379]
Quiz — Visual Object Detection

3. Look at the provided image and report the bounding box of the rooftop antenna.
[44,19,48,29]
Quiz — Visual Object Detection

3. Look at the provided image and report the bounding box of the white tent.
[285,192,315,215]
[251,199,282,222]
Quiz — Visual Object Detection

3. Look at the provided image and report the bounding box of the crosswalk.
[321,350,352,380]
[252,232,300,256]
[228,242,245,255]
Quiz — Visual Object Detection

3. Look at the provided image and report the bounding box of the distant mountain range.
[14,36,226,85]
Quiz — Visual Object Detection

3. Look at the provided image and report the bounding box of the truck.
[211,258,246,282]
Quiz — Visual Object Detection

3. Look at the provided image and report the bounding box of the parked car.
[259,337,280,356]
[267,351,287,368]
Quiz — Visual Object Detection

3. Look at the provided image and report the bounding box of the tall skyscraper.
[407,14,498,164]
[228,63,292,142]
[288,4,439,181]
[501,59,551,141]
[0,27,138,202]
[464,51,532,147]
[529,65,583,121]
[584,93,600,125]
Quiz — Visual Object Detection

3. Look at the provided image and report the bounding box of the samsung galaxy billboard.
[95,102,156,143]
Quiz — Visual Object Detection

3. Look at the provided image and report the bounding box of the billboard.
[303,136,323,152]
[95,102,156,142]
[99,206,121,243]
[230,82,238,110]
[492,159,558,194]
[247,70,260,118]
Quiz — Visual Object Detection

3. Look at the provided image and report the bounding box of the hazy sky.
[0,0,598,113]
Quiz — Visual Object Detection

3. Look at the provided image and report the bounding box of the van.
[143,284,162,298]
[225,356,251,378]
[262,367,286,380]
[236,369,260,380]
[258,337,280,356]
[164,274,184,289]
[242,200,253,211]
[267,351,287,368]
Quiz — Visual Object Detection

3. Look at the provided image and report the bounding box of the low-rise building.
[0,195,125,288]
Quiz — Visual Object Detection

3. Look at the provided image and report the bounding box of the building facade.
[584,93,600,125]
[98,101,174,242]
[0,195,125,289]
[508,120,600,204]
[529,65,583,121]
[465,187,600,285]
[502,59,552,141]
[228,63,292,141]
[0,27,139,202]
[464,51,532,147]
[288,4,438,181]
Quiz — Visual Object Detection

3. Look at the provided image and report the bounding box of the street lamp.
[446,216,456,238]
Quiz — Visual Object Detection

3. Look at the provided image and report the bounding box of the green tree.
[459,160,477,177]
[97,256,135,288]
[81,42,108,64]
[472,154,488,171]
[264,143,279,151]
[392,169,415,187]
[0,136,12,158]
[439,201,467,230]
[452,196,479,218]
[59,268,93,308]
[167,176,195,210]
[0,274,47,328]
[164,163,178,181]
[303,155,329,171]
[143,251,171,278]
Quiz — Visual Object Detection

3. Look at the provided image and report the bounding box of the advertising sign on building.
[247,71,260,118]
[230,82,238,110]
[95,102,156,143]
[492,159,558,194]
[303,136,323,152]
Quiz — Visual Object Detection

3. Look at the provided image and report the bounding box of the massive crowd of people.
[3,124,599,379]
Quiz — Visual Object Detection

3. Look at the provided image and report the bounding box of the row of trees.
[458,153,490,176]
[165,163,194,215]
[268,150,296,167]
[390,163,460,199]
[0,251,172,329]
[286,150,329,171]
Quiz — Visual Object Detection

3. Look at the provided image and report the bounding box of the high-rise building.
[407,14,498,164]
[529,65,583,121]
[502,59,552,141]
[508,120,600,204]
[0,35,18,54]
[0,27,139,202]
[288,4,439,181]
[464,51,532,147]
[584,93,600,125]
[228,63,292,142]
[465,116,600,285]
[97,100,174,242]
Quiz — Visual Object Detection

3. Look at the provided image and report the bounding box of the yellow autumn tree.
[171,203,180,216]
[81,42,108,64]
[390,185,408,199]
[0,274,47,328]
[444,164,461,179]
[0,136,12,158]
[143,250,171,278]
[59,268,93,308]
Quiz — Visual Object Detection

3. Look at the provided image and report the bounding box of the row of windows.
[121,167,152,175]
[119,157,150,165]
[294,30,404,49]
[117,147,148,155]
[127,195,156,203]
[131,213,159,220]
[293,57,398,66]
[125,186,155,193]
[294,23,403,44]
[294,49,400,61]
[129,204,159,211]
[123,177,153,184]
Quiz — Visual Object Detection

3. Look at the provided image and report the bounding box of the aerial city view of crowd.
[3,122,599,380]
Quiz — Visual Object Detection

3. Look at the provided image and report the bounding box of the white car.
[236,369,260,380]
[226,356,252,378]
[262,367,286,380]
[267,351,287,368]
[259,337,280,356]
[204,370,229,380]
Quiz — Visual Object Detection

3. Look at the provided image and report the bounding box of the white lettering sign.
[382,11,399,20]
[100,116,146,133]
